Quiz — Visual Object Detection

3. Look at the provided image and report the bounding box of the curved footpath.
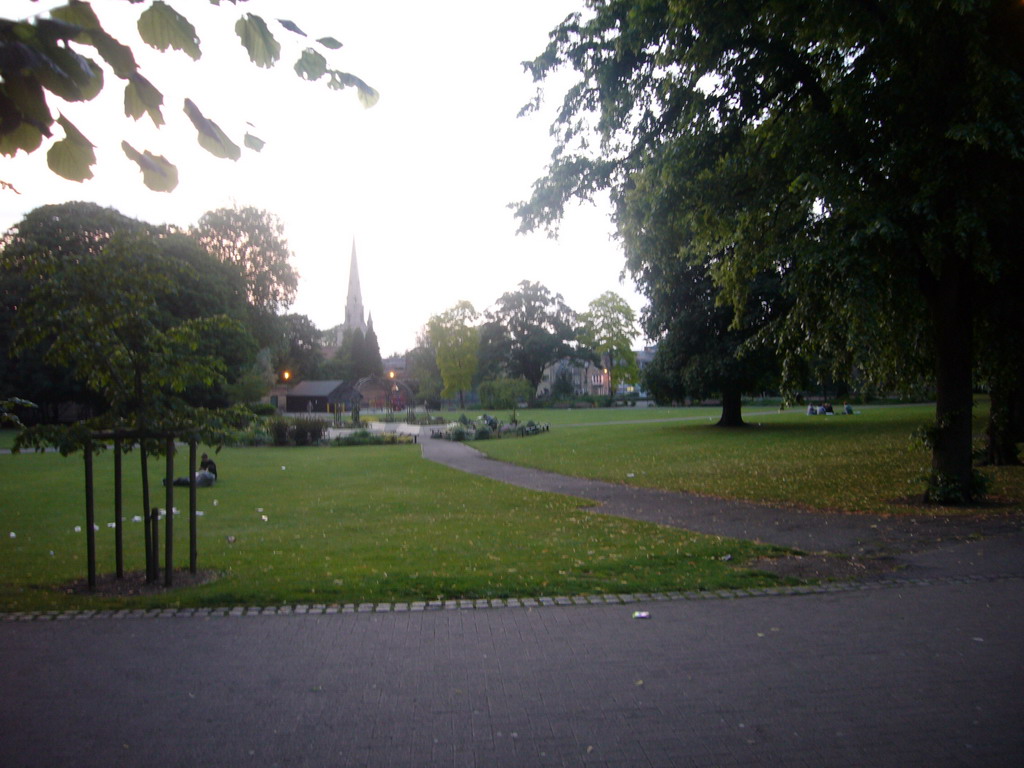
[420,437,1024,578]
[1,440,1022,767]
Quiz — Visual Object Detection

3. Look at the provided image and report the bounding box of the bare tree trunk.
[717,387,745,427]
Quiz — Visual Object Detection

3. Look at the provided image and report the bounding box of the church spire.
[343,238,367,337]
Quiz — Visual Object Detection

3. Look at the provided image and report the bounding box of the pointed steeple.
[343,238,367,336]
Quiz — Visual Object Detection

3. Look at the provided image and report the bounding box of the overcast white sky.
[2,0,646,356]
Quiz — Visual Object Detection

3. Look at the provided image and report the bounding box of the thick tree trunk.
[926,257,976,501]
[717,387,745,427]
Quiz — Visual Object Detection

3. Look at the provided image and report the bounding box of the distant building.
[284,380,358,413]
[536,358,610,399]
[325,239,372,349]
[537,347,656,399]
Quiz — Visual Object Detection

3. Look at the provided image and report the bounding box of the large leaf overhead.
[124,73,164,126]
[1,1,378,190]
[294,48,327,81]
[137,1,201,60]
[122,141,178,192]
[183,98,241,160]
[235,14,280,68]
[46,115,95,181]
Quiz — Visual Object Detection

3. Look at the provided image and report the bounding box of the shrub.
[292,420,311,446]
[479,377,533,410]
[269,418,292,446]
[474,426,492,440]
[450,425,468,442]
[247,402,278,417]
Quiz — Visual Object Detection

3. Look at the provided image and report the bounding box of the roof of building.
[287,380,349,397]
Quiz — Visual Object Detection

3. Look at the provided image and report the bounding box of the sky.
[2,0,647,357]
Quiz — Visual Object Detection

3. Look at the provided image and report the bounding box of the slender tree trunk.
[717,387,745,427]
[926,256,976,501]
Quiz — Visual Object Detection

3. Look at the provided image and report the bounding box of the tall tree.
[191,205,298,317]
[427,301,480,409]
[517,0,1024,502]
[1,1,377,191]
[579,291,639,402]
[12,231,238,430]
[361,319,384,379]
[276,313,323,382]
[485,281,578,390]
[2,202,257,414]
[1,202,146,417]
[404,340,443,410]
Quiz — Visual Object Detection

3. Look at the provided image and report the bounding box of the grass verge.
[0,445,786,612]
[473,404,1024,516]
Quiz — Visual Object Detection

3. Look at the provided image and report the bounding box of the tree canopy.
[427,301,480,410]
[191,205,298,316]
[1,0,378,191]
[484,280,578,390]
[516,0,1024,500]
[579,291,639,401]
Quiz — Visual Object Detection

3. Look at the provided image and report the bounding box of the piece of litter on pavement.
[632,611,650,619]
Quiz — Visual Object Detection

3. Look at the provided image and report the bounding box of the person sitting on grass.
[200,453,218,479]
[165,454,218,488]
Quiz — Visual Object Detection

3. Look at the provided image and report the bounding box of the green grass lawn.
[474,404,1024,516]
[437,405,727,427]
[0,444,785,612]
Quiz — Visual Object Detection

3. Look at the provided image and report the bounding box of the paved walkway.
[1,439,1022,767]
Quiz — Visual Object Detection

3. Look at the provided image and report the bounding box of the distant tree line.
[0,201,311,426]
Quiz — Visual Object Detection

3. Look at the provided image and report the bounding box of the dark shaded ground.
[64,569,220,596]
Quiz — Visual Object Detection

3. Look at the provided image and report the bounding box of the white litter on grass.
[93,525,99,531]
[281,466,286,471]
[261,515,269,522]
[196,511,205,517]
[132,516,142,523]
[8,531,15,538]
[74,526,81,533]
[106,522,116,528]
[256,507,263,513]
[213,499,218,506]
[626,473,635,478]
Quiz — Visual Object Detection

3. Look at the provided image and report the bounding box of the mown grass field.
[0,443,784,612]
[474,403,1024,515]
